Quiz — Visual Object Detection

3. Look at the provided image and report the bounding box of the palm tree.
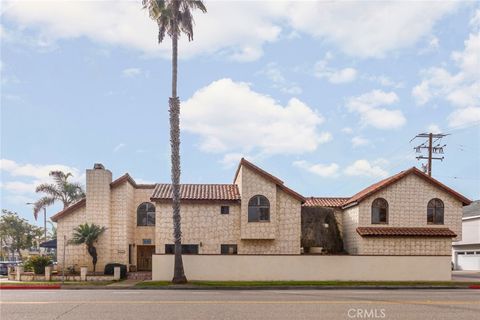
[33,171,85,220]
[143,0,206,284]
[69,223,106,274]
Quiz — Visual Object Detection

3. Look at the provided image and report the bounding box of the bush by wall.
[23,256,53,274]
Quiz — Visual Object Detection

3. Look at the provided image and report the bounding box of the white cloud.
[351,136,370,148]
[122,68,141,77]
[448,107,480,128]
[293,160,339,178]
[0,159,84,195]
[2,1,459,60]
[412,16,480,128]
[341,127,353,134]
[314,55,357,84]
[283,1,458,58]
[182,78,330,156]
[259,62,302,95]
[427,124,442,134]
[346,90,406,129]
[113,143,126,152]
[344,159,389,178]
[365,74,404,89]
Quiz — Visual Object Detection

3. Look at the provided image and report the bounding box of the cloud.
[113,143,126,152]
[259,62,302,95]
[0,159,85,195]
[412,13,480,128]
[182,78,331,156]
[351,136,370,148]
[2,0,281,62]
[293,160,339,177]
[122,68,141,77]
[283,1,458,58]
[346,90,406,129]
[2,1,460,60]
[341,127,353,134]
[314,54,357,84]
[344,159,389,178]
[427,124,442,134]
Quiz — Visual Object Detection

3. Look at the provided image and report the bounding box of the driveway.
[452,270,480,282]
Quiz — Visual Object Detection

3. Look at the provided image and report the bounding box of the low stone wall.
[152,254,451,281]
[9,272,115,282]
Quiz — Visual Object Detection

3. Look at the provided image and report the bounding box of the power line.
[411,132,449,176]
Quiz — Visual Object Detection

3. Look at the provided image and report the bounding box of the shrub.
[24,256,52,274]
[104,263,127,279]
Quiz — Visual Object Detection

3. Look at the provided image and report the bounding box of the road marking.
[1,300,479,305]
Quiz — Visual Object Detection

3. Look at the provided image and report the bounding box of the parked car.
[0,261,21,275]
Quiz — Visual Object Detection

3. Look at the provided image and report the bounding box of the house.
[52,158,471,274]
[452,200,480,270]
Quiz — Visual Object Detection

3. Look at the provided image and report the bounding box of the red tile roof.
[303,197,349,208]
[151,184,240,202]
[50,198,86,222]
[234,158,305,203]
[356,226,457,237]
[343,167,471,207]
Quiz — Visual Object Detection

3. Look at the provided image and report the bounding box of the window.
[248,195,270,222]
[371,198,388,224]
[221,206,230,214]
[165,244,199,254]
[221,244,238,255]
[137,202,156,226]
[427,198,444,224]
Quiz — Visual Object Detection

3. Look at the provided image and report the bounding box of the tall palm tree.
[143,0,207,284]
[33,171,85,220]
[69,223,106,274]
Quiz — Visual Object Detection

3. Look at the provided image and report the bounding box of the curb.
[60,285,477,291]
[1,285,61,290]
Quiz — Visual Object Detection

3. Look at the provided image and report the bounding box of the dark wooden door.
[137,245,155,271]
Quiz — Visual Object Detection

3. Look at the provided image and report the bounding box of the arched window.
[427,198,444,224]
[137,202,155,226]
[371,198,388,224]
[248,195,270,222]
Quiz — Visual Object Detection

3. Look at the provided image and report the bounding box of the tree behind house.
[33,171,85,220]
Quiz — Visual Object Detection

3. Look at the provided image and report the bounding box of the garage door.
[457,252,480,270]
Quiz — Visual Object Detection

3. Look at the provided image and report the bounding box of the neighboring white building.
[452,200,480,271]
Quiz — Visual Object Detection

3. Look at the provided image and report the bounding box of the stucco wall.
[358,174,463,239]
[361,237,451,255]
[152,254,451,281]
[342,206,360,254]
[154,202,242,254]
[56,206,90,271]
[342,174,463,255]
[239,166,277,239]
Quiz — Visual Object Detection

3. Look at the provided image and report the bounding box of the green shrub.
[104,263,127,279]
[24,256,52,274]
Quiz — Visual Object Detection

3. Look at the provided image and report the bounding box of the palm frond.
[35,183,61,197]
[32,197,56,220]
[69,223,106,246]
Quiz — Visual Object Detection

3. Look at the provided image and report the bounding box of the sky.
[1,0,479,227]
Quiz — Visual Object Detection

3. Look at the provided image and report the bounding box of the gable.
[343,167,471,208]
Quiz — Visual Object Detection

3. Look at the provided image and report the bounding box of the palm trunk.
[170,6,187,284]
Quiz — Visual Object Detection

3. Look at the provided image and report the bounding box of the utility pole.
[411,132,448,176]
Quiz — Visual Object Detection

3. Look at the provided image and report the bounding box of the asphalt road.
[1,289,479,320]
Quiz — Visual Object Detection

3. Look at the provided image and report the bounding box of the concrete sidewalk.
[452,271,480,282]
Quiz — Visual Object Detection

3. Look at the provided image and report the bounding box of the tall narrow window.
[427,198,444,224]
[137,202,156,226]
[371,198,388,224]
[248,195,270,222]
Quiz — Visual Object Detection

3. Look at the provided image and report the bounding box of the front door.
[137,245,155,271]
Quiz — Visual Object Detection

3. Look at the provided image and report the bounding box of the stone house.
[52,159,471,272]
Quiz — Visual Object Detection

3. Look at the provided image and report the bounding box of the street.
[1,289,479,320]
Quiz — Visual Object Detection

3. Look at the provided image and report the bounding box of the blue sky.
[1,1,479,226]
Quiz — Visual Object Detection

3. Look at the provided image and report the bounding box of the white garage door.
[457,252,480,270]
